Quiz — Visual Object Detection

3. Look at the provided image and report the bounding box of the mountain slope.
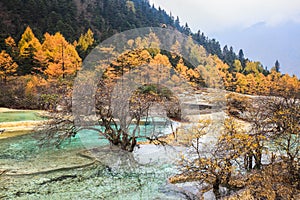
[0,0,231,63]
[0,0,171,41]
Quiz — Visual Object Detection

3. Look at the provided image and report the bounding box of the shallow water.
[0,116,186,199]
[0,111,46,123]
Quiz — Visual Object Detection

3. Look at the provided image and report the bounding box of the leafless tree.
[37,78,180,152]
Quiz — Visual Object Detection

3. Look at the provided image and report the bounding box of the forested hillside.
[0,0,235,64]
[0,0,299,110]
[0,0,167,41]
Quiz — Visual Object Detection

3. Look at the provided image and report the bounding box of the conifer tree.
[77,29,95,58]
[35,32,81,79]
[274,60,280,72]
[0,50,18,83]
[18,26,42,75]
[238,49,245,68]
[5,36,18,58]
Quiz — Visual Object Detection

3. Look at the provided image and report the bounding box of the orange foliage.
[35,32,81,78]
[25,75,48,96]
[0,50,18,82]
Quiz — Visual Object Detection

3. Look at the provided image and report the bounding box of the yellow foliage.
[18,26,41,57]
[0,50,18,82]
[25,75,48,96]
[35,32,82,78]
[5,36,16,48]
[77,29,95,52]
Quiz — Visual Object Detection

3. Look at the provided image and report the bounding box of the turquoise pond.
[0,113,186,200]
[0,111,46,122]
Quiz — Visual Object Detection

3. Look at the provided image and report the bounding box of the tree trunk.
[244,154,248,170]
[213,177,221,199]
[254,148,262,169]
[248,152,253,170]
[225,159,232,185]
[297,167,300,190]
[244,152,253,171]
[128,137,136,152]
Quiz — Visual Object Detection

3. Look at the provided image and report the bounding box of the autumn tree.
[238,94,300,198]
[18,26,42,75]
[278,74,299,96]
[232,59,242,73]
[227,93,300,197]
[35,32,81,79]
[228,95,274,170]
[243,61,263,75]
[76,29,95,58]
[172,119,250,199]
[240,98,271,170]
[5,36,18,59]
[170,40,181,59]
[39,73,176,151]
[148,53,172,84]
[213,55,233,90]
[110,49,152,79]
[244,161,300,199]
[171,38,204,87]
[267,70,282,95]
[266,95,300,188]
[173,94,300,199]
[0,50,18,83]
[146,31,161,56]
[175,58,188,79]
[38,38,179,152]
[126,0,135,13]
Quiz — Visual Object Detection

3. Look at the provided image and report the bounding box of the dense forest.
[0,0,299,110]
[0,0,243,67]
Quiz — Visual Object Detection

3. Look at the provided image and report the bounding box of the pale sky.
[149,0,300,34]
[149,0,300,76]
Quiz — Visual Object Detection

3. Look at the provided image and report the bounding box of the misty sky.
[149,0,300,76]
[149,0,300,34]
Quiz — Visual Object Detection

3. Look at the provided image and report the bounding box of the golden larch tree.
[0,50,18,82]
[18,26,41,57]
[77,29,95,52]
[35,32,82,79]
